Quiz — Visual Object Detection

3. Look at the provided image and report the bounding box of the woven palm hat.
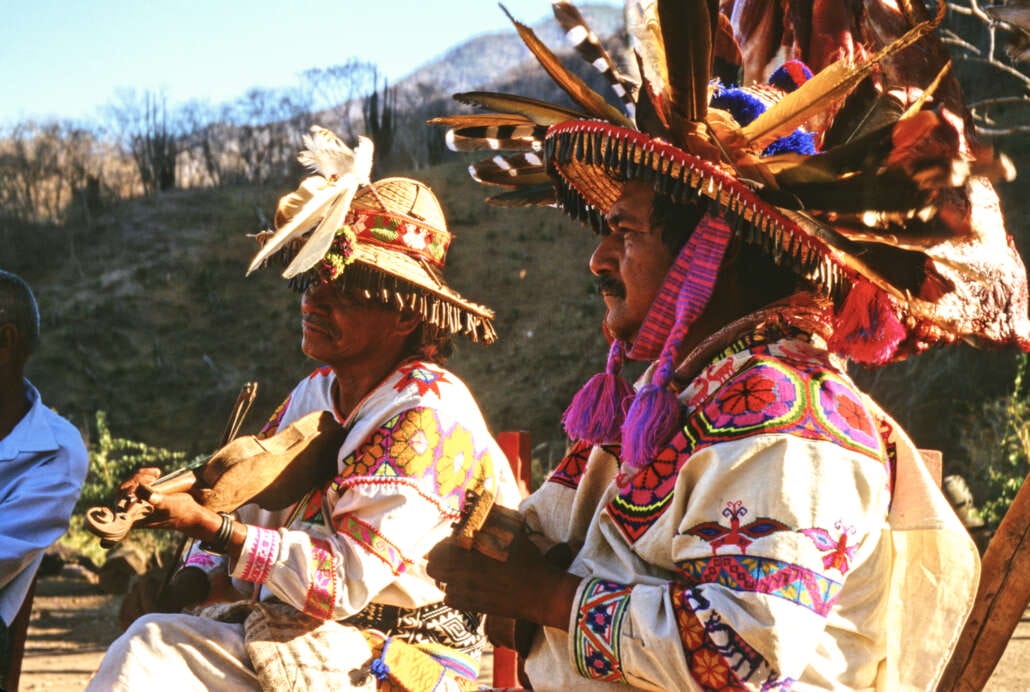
[438,1,1029,362]
[249,127,495,344]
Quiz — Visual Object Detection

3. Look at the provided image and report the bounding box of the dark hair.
[0,270,40,354]
[648,192,802,310]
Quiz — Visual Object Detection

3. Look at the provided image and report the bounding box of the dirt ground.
[14,573,1030,691]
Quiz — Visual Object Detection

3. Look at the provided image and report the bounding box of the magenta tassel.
[828,280,906,365]
[620,382,680,469]
[562,340,633,444]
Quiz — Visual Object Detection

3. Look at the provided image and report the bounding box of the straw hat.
[250,127,495,344]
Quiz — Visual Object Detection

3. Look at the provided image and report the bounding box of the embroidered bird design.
[685,500,790,555]
[801,521,857,574]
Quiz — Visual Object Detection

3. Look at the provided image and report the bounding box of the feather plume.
[454,91,588,125]
[500,4,635,128]
[282,183,358,278]
[247,177,337,275]
[551,1,637,117]
[468,152,549,188]
[247,127,373,276]
[739,2,946,151]
[298,128,374,183]
[428,113,536,128]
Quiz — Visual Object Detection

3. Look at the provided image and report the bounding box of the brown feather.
[552,1,637,115]
[739,2,946,151]
[453,92,588,126]
[500,4,635,128]
[658,0,717,123]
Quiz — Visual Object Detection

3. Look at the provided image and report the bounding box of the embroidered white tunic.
[520,330,978,691]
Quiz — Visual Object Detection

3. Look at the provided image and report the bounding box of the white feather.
[246,177,337,275]
[282,177,360,278]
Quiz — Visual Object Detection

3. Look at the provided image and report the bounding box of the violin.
[85,409,348,547]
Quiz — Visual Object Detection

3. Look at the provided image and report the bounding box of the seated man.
[428,2,1029,690]
[89,132,520,691]
[0,270,89,684]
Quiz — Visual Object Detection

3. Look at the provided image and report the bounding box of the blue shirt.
[0,379,88,625]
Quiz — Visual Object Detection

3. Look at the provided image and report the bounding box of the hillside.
[3,165,605,470]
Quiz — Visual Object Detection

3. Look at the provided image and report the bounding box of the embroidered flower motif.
[692,648,729,688]
[585,650,614,676]
[585,606,611,635]
[394,362,449,397]
[401,223,427,250]
[720,372,788,426]
[834,392,873,436]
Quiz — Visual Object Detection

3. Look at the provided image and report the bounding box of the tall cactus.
[363,77,396,166]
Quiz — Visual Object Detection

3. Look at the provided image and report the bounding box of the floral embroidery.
[685,501,791,555]
[607,354,887,545]
[573,578,632,683]
[303,537,336,619]
[333,407,495,517]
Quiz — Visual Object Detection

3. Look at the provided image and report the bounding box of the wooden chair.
[2,570,38,692]
[493,431,532,690]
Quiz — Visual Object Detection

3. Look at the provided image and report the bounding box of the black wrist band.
[199,512,235,554]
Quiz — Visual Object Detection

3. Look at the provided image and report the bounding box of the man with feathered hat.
[427,2,1030,690]
[88,130,521,691]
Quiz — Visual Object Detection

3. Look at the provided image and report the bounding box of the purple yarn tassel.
[562,339,633,444]
[619,371,681,470]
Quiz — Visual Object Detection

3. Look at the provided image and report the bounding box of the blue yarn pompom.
[763,130,817,156]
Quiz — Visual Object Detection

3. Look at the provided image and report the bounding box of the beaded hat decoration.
[249,127,496,344]
[435,1,1029,464]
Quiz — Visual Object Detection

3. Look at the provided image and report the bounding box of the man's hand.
[426,536,581,631]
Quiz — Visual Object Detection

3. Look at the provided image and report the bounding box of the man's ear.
[394,310,421,338]
[0,324,17,364]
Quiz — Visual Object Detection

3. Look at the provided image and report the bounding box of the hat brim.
[545,120,1030,356]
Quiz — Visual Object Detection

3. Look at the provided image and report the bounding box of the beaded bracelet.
[199,512,235,554]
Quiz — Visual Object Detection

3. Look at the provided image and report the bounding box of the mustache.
[594,275,626,298]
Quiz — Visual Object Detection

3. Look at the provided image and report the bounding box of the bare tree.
[106,89,179,194]
[302,59,379,139]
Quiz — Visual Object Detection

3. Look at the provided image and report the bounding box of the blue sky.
[0,0,619,127]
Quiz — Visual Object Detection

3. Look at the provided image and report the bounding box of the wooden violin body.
[85,410,348,547]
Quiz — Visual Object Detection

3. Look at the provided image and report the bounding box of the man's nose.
[589,233,619,277]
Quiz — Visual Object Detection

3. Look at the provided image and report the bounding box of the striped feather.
[469,153,549,188]
[444,123,546,152]
[454,91,588,126]
[552,1,637,117]
[500,4,635,128]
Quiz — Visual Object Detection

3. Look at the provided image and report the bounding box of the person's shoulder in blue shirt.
[0,270,88,676]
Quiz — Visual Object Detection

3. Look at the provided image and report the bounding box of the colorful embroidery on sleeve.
[335,513,410,575]
[678,555,842,616]
[684,501,791,555]
[303,536,337,619]
[547,439,593,489]
[333,407,496,517]
[236,525,280,585]
[393,362,450,397]
[671,583,794,691]
[573,578,633,683]
[800,521,857,575]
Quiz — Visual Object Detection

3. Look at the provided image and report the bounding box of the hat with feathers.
[435,0,1030,466]
[249,126,496,344]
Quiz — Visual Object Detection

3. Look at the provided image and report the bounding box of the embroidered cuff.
[231,525,279,584]
[571,577,633,683]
